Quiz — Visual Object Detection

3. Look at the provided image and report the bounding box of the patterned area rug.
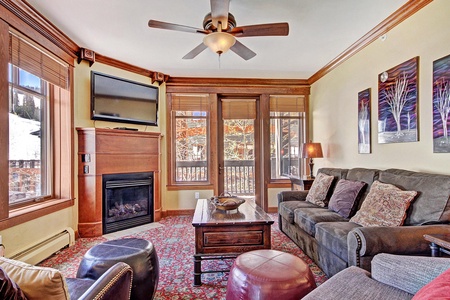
[40,214,327,299]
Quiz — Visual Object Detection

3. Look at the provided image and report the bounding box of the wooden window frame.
[0,18,74,230]
[166,93,216,190]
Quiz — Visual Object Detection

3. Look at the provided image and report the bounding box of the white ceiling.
[26,0,408,79]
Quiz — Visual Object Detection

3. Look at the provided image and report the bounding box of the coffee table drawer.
[204,230,263,246]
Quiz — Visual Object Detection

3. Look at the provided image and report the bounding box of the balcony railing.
[176,160,255,195]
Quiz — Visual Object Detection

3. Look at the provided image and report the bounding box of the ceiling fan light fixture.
[203,32,236,55]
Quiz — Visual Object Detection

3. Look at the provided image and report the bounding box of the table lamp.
[301,142,323,178]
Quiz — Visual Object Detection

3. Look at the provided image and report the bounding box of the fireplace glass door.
[103,172,153,234]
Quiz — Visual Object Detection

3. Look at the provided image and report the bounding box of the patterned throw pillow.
[328,179,367,218]
[306,173,334,207]
[350,180,417,227]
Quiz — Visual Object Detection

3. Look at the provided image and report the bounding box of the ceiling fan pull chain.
[218,53,221,69]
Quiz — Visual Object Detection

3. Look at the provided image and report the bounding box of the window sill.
[167,184,214,191]
[0,198,74,230]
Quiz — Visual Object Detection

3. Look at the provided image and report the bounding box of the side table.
[289,176,314,191]
[423,234,450,257]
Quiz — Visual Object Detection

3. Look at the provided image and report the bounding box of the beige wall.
[5,0,449,256]
[311,0,450,174]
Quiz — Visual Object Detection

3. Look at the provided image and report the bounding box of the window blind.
[270,95,306,112]
[172,94,209,111]
[9,32,69,89]
[221,99,256,120]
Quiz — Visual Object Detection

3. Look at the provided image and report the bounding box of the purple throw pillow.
[328,179,367,218]
[0,267,28,300]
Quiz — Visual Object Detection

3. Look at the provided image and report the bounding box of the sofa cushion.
[349,181,417,227]
[0,257,69,300]
[0,267,28,300]
[328,179,367,218]
[412,268,450,300]
[294,208,348,236]
[315,222,361,261]
[380,170,450,225]
[279,201,318,224]
[306,173,334,207]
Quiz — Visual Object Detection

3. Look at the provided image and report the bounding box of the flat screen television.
[91,71,158,126]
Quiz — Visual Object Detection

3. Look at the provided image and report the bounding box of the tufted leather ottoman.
[226,250,316,300]
[77,238,159,300]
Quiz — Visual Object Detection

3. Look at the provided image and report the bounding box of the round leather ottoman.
[77,238,159,300]
[226,250,316,300]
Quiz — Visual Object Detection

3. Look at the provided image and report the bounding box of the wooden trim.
[267,182,291,189]
[0,19,9,221]
[167,85,310,95]
[95,53,169,83]
[0,198,74,230]
[167,77,310,95]
[267,207,278,213]
[167,77,309,87]
[162,209,195,217]
[308,0,433,84]
[260,94,270,211]
[0,0,78,62]
[166,184,214,191]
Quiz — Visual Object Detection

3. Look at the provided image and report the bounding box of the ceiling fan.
[148,0,289,60]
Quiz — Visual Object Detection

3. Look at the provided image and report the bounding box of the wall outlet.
[194,192,200,199]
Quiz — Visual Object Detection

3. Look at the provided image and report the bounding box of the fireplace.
[102,172,153,234]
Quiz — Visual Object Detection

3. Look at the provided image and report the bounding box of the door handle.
[218,164,224,175]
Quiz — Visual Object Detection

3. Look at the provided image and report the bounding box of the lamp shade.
[203,32,236,54]
[301,142,323,158]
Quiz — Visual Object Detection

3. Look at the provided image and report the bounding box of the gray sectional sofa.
[303,253,450,300]
[278,167,450,277]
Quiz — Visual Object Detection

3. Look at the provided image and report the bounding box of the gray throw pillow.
[328,179,367,218]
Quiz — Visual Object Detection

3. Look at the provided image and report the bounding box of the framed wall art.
[358,88,371,154]
[378,57,419,144]
[433,54,450,153]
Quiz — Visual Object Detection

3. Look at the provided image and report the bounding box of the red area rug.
[40,214,327,299]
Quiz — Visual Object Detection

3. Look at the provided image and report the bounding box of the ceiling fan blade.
[148,20,209,34]
[230,40,256,60]
[182,43,208,59]
[230,22,289,37]
[210,0,230,29]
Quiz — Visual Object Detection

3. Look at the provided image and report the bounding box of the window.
[1,29,73,225]
[8,65,49,205]
[270,96,306,179]
[170,94,210,184]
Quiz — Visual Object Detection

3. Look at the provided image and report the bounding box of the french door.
[217,97,261,204]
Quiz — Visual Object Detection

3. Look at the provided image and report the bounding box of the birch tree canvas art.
[433,54,450,153]
[358,88,371,153]
[378,57,418,144]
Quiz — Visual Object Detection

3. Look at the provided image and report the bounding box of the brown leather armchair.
[0,256,133,300]
[66,262,133,300]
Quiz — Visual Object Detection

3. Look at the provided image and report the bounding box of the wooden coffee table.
[192,198,274,286]
[423,234,450,257]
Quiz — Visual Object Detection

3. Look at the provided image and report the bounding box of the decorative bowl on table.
[210,194,245,211]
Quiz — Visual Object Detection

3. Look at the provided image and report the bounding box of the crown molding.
[308,0,433,85]
[1,0,79,60]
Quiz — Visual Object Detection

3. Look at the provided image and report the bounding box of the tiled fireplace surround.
[77,128,161,237]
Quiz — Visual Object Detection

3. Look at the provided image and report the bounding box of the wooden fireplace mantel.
[76,127,161,237]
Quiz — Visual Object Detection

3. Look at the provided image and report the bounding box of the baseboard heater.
[10,228,75,265]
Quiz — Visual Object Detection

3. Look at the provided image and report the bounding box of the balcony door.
[218,97,261,204]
